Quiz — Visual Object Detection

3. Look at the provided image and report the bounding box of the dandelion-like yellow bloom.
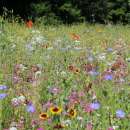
[50,106,62,115]
[39,112,49,120]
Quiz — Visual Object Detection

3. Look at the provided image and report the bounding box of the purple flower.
[104,74,113,80]
[88,70,99,76]
[0,93,7,99]
[116,109,125,118]
[26,103,35,113]
[0,85,8,90]
[107,48,113,52]
[90,101,100,110]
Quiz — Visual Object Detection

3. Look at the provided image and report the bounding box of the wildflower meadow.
[1,21,130,130]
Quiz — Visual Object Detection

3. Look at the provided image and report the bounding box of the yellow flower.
[50,106,62,115]
[74,68,80,74]
[39,112,49,120]
[96,28,103,33]
[68,108,77,118]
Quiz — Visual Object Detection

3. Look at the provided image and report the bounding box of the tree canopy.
[0,0,130,24]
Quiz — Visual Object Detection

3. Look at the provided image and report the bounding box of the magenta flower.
[108,127,114,130]
[37,128,44,130]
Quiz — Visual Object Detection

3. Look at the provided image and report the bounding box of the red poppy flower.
[26,20,33,28]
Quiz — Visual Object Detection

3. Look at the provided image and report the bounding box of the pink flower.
[108,128,114,130]
[86,123,93,130]
[68,90,80,104]
[37,128,44,130]
[42,101,53,111]
[78,91,85,97]
[48,86,62,95]
[31,119,39,127]
[84,104,93,113]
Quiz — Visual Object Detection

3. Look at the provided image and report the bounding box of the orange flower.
[74,68,80,74]
[26,20,33,28]
[68,65,80,74]
[111,63,120,71]
[71,33,80,41]
[39,112,49,120]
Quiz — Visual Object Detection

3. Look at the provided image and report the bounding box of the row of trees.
[1,0,130,24]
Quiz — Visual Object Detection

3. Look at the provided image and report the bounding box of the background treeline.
[0,0,130,24]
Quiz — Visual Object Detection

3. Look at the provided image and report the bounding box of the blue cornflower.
[104,74,113,80]
[0,93,7,99]
[116,109,125,118]
[0,85,8,90]
[26,103,35,113]
[90,101,100,110]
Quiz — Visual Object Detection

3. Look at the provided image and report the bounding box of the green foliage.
[58,2,84,23]
[30,2,51,18]
[126,12,130,23]
[29,1,83,24]
[2,0,130,24]
[30,2,62,25]
[106,0,128,23]
[76,0,108,23]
